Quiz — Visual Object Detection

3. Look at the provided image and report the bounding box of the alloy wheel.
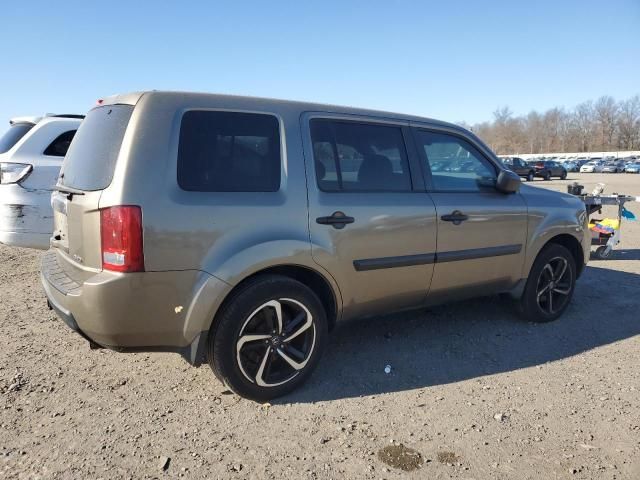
[236,298,316,387]
[536,256,572,315]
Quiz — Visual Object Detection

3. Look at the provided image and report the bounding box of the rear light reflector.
[100,206,144,272]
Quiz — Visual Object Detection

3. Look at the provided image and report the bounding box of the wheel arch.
[536,233,585,278]
[185,263,341,367]
[209,262,340,336]
[231,264,340,330]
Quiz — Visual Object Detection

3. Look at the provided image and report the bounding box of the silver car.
[0,115,82,249]
[41,92,590,400]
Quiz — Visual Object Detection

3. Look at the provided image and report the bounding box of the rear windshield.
[60,105,133,191]
[0,123,34,154]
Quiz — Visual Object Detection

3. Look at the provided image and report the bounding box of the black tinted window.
[43,130,76,157]
[0,123,33,154]
[414,130,496,192]
[61,105,133,191]
[178,111,281,192]
[310,119,411,192]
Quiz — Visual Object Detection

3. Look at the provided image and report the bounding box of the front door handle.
[441,210,468,225]
[316,211,355,229]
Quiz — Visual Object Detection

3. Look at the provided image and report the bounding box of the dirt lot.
[1,173,639,479]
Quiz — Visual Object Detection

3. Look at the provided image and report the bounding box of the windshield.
[0,123,34,154]
[60,104,134,191]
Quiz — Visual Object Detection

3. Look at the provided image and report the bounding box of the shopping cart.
[567,182,638,259]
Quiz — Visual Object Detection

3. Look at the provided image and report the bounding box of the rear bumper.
[0,183,53,249]
[40,250,231,365]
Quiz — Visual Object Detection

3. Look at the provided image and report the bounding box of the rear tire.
[561,171,567,180]
[207,275,328,401]
[518,244,576,323]
[544,171,551,181]
[526,171,534,182]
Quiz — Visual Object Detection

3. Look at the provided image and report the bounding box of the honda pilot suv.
[41,92,590,400]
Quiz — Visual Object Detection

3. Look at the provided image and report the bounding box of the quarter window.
[414,130,496,192]
[310,119,412,192]
[178,111,281,192]
[44,130,76,157]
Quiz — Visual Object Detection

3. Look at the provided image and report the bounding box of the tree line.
[461,94,640,155]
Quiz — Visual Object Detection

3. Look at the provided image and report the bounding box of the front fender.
[521,189,588,277]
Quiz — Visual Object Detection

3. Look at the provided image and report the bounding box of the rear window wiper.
[53,184,86,199]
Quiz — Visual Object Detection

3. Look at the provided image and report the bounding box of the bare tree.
[572,101,595,152]
[617,95,640,150]
[467,94,639,154]
[525,111,543,153]
[594,96,618,150]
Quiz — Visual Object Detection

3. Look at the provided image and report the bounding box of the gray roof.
[100,90,462,131]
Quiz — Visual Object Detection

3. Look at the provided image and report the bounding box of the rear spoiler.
[9,116,41,125]
[9,113,85,125]
[49,114,85,120]
[96,92,146,107]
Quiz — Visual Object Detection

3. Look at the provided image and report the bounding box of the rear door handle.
[441,210,468,225]
[316,211,355,229]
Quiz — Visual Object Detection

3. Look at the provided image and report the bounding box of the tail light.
[100,206,144,272]
[0,162,32,184]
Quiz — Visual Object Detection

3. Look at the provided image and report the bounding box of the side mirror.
[496,169,521,194]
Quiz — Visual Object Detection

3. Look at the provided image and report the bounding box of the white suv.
[0,114,83,249]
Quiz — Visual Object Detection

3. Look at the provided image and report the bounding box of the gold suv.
[41,92,590,400]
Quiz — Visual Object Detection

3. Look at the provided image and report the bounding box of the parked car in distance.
[533,160,567,180]
[563,161,578,172]
[500,156,536,181]
[624,163,640,173]
[602,161,624,173]
[575,158,588,164]
[41,91,590,400]
[0,114,83,249]
[580,161,604,173]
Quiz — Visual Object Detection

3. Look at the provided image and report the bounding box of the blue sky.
[1,0,639,126]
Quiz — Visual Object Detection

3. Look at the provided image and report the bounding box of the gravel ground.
[1,173,639,479]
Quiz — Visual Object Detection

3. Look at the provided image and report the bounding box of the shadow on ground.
[283,265,640,403]
[590,249,640,261]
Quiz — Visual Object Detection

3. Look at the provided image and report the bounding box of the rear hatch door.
[51,104,134,276]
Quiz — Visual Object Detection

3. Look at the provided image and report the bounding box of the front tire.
[561,171,567,180]
[208,275,328,401]
[544,171,551,181]
[518,244,576,323]
[526,171,534,182]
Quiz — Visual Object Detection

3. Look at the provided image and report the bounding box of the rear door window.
[0,123,34,154]
[178,111,281,192]
[60,105,134,191]
[310,119,412,192]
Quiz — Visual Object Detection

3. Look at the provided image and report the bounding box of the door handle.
[441,210,468,225]
[316,211,355,229]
